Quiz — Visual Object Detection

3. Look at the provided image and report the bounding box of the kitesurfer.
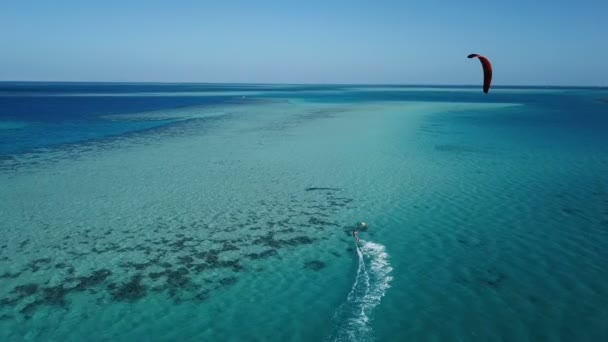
[352,221,367,243]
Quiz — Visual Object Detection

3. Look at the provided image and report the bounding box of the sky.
[1,0,607,85]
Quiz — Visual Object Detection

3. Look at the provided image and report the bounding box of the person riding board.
[352,221,367,243]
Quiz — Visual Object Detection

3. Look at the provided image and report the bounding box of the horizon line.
[0,80,606,89]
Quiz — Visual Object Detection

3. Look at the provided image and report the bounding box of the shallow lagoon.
[1,84,607,341]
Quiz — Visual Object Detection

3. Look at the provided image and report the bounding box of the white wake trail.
[331,240,393,342]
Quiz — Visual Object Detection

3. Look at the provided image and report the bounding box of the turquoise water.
[1,84,607,341]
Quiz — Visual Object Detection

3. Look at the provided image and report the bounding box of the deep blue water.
[2,82,607,156]
[0,85,249,154]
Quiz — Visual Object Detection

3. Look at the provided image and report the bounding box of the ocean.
[1,83,607,341]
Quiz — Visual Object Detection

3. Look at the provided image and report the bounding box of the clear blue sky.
[1,0,607,85]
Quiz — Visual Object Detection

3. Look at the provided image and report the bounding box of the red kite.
[468,54,493,94]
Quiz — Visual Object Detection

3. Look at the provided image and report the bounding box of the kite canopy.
[468,54,492,94]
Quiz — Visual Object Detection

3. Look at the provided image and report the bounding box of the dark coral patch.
[12,284,39,297]
[305,187,341,192]
[165,268,193,295]
[148,267,195,300]
[247,249,278,260]
[0,192,355,319]
[0,297,20,307]
[148,271,166,280]
[170,237,196,249]
[109,274,147,302]
[21,301,40,317]
[41,285,70,307]
[19,239,30,249]
[304,260,326,271]
[561,207,582,216]
[221,243,239,252]
[285,236,314,246]
[478,269,507,289]
[71,269,112,291]
[121,260,157,271]
[316,217,339,227]
[177,256,194,265]
[218,277,237,287]
[0,271,22,279]
[195,290,209,302]
[28,258,52,272]
[220,260,243,272]
[253,233,314,248]
[92,243,120,254]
